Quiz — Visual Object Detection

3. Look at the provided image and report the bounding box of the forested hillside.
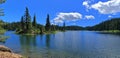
[0,0,6,34]
[86,18,120,31]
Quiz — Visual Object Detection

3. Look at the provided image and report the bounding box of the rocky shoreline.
[0,45,22,58]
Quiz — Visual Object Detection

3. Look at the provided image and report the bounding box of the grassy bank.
[44,31,58,34]
[0,29,8,43]
[98,30,120,34]
[0,29,6,34]
[16,29,59,35]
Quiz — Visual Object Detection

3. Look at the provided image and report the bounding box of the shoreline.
[97,30,120,34]
[0,45,23,58]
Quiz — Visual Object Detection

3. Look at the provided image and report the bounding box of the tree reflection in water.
[19,35,37,57]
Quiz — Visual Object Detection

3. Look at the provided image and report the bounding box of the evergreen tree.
[0,0,6,4]
[32,14,37,28]
[45,14,51,31]
[0,0,6,16]
[51,25,56,31]
[63,22,66,31]
[40,26,45,34]
[24,7,32,31]
[20,16,25,30]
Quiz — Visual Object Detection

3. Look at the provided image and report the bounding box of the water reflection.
[20,35,37,47]
[2,31,120,58]
[40,34,43,40]
[19,35,37,57]
[46,34,51,48]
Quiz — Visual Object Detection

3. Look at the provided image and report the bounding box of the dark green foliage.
[0,20,6,34]
[50,25,83,31]
[65,26,84,30]
[0,0,6,16]
[24,7,32,31]
[20,16,25,30]
[32,14,37,28]
[0,0,6,4]
[4,22,21,31]
[86,18,120,31]
[40,26,45,34]
[51,25,56,31]
[63,22,66,31]
[45,14,51,31]
[17,7,33,33]
[5,7,34,34]
[6,16,120,34]
[0,0,6,34]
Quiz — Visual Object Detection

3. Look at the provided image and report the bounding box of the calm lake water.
[1,31,120,58]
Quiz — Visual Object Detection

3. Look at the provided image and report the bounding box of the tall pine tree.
[0,0,6,16]
[32,14,37,28]
[45,14,51,31]
[20,16,25,30]
[24,7,32,31]
[0,0,6,4]
[63,22,66,31]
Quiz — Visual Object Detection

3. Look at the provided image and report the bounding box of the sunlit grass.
[0,29,6,34]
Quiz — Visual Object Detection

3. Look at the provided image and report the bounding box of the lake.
[1,31,120,58]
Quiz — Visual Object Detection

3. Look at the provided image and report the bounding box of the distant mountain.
[2,18,120,31]
[86,18,120,31]
[65,26,84,30]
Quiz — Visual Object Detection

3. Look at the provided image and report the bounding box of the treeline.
[0,0,6,34]
[0,20,6,34]
[14,7,86,34]
[13,7,66,34]
[3,22,84,31]
[3,17,120,32]
[65,26,84,30]
[1,7,120,33]
[86,18,120,31]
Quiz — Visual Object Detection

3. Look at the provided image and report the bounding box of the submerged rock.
[0,45,11,52]
[0,45,23,58]
[0,52,22,58]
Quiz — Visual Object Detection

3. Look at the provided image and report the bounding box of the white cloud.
[85,15,95,19]
[91,0,120,14]
[83,1,90,9]
[83,0,120,14]
[54,18,63,24]
[53,12,82,24]
[108,15,112,18]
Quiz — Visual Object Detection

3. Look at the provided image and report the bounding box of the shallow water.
[1,31,120,58]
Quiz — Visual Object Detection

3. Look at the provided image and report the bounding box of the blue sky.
[0,0,120,27]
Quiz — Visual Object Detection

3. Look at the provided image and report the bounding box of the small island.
[0,0,120,58]
[13,7,66,35]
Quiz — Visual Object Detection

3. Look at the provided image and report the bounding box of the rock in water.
[0,52,22,58]
[0,45,11,52]
[0,45,23,58]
